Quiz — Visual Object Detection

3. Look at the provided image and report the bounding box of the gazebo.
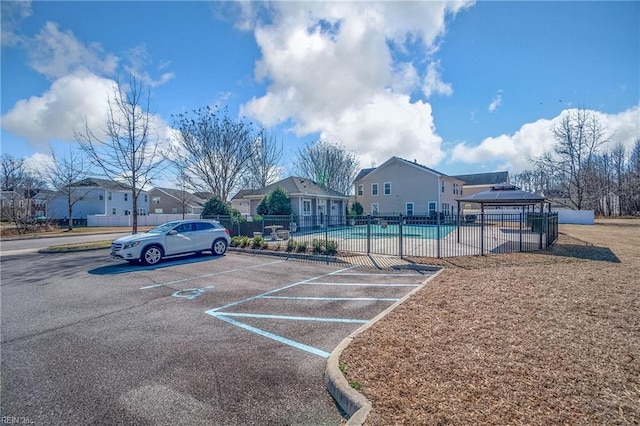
[456,184,549,214]
[455,185,557,253]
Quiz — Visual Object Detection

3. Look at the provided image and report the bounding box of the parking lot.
[1,250,435,425]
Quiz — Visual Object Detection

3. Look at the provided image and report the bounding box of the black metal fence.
[206,212,559,258]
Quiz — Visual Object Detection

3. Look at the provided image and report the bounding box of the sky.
[1,0,639,190]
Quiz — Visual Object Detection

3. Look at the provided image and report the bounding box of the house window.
[144,195,148,203]
[371,183,378,196]
[428,202,437,215]
[138,208,146,216]
[152,196,160,204]
[172,208,178,214]
[441,181,445,193]
[124,193,128,202]
[155,208,163,214]
[124,210,130,216]
[112,208,117,215]
[371,203,379,215]
[302,199,312,216]
[357,185,363,196]
[108,192,112,201]
[442,203,450,215]
[384,182,391,195]
[99,194,104,201]
[406,202,414,216]
[453,183,459,195]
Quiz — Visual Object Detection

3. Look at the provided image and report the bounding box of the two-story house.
[47,178,149,219]
[148,187,206,215]
[353,157,464,216]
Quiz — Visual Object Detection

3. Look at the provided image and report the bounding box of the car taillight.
[225,229,230,235]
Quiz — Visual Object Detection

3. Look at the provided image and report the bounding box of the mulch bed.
[340,220,640,425]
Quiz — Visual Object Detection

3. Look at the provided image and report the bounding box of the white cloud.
[241,1,472,168]
[450,105,640,173]
[1,0,32,47]
[488,89,503,113]
[2,72,117,149]
[27,22,118,80]
[1,71,174,154]
[423,61,453,98]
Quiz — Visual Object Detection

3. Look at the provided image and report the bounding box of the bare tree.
[0,154,45,232]
[168,106,255,201]
[76,76,164,233]
[535,108,609,210]
[242,129,283,189]
[43,146,94,230]
[1,154,26,191]
[294,140,359,195]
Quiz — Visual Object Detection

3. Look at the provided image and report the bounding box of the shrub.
[312,238,325,255]
[286,238,297,252]
[202,196,231,217]
[230,236,244,247]
[296,241,308,253]
[240,236,250,248]
[252,235,265,249]
[325,240,338,256]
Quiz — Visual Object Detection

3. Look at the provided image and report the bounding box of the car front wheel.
[212,239,227,256]
[142,245,163,265]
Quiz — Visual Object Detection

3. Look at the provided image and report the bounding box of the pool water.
[317,224,456,240]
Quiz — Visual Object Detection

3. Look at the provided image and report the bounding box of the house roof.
[354,156,463,183]
[71,177,132,191]
[457,184,545,205]
[452,171,509,186]
[151,187,206,206]
[236,176,349,199]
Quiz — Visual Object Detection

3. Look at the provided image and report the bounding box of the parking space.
[1,250,436,425]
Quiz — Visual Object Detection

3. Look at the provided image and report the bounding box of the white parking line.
[201,264,433,358]
[213,312,369,323]
[304,282,420,287]
[139,259,285,289]
[261,296,401,302]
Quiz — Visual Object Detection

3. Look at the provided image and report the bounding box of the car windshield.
[148,222,181,234]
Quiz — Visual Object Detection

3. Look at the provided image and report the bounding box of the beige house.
[353,157,464,216]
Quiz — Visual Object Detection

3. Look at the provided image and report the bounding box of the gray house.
[231,176,350,223]
[47,178,150,219]
[148,187,206,215]
[451,171,510,197]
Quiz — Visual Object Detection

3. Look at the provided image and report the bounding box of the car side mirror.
[168,230,178,236]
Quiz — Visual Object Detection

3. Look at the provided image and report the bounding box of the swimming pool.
[308,224,457,240]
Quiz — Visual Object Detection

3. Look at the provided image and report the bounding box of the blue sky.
[2,1,639,189]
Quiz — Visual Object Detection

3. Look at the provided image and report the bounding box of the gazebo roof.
[457,184,545,206]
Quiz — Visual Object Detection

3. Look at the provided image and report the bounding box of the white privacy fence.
[87,214,201,227]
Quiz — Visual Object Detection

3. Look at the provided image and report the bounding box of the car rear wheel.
[211,239,227,256]
[142,245,163,265]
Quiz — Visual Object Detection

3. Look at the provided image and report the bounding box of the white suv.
[110,219,231,265]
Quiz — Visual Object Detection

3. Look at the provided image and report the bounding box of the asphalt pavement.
[1,248,435,425]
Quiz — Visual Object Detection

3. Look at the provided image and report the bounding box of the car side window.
[174,223,193,233]
[195,222,214,231]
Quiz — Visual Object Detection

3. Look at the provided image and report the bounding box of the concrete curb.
[325,268,445,425]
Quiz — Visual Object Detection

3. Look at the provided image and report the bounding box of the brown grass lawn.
[340,219,640,425]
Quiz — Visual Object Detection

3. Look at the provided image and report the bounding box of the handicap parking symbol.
[172,285,215,300]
